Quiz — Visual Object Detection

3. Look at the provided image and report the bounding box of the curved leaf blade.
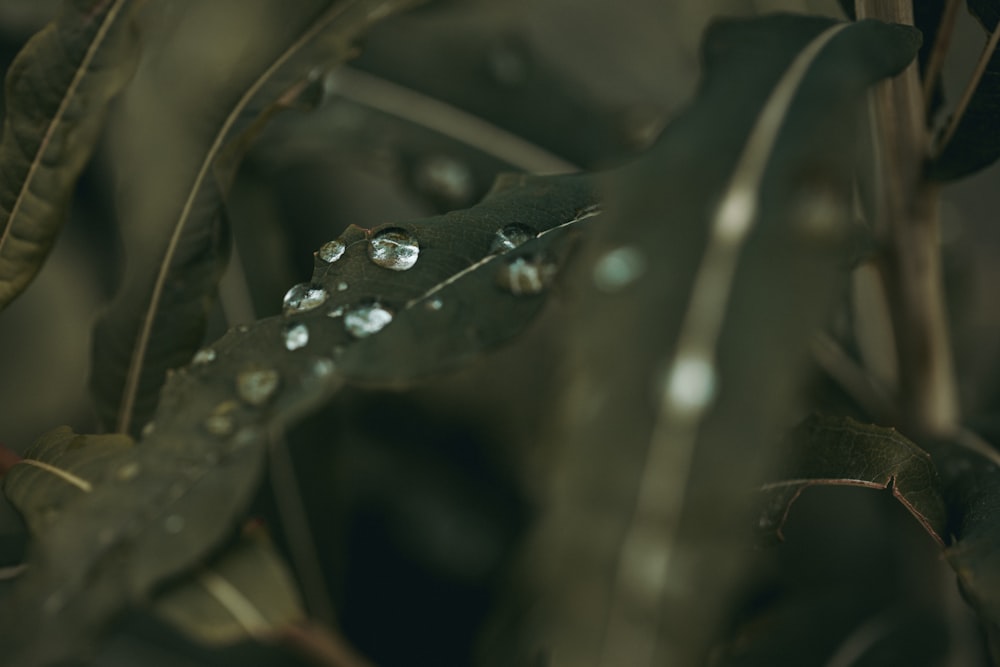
[757,415,948,545]
[0,0,139,310]
[90,0,419,437]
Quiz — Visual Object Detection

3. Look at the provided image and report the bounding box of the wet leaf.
[0,171,596,666]
[930,0,1000,180]
[757,415,948,545]
[0,0,139,311]
[90,0,418,437]
[496,15,921,667]
[153,527,305,646]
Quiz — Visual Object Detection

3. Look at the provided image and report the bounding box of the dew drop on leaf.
[191,348,217,365]
[236,369,280,407]
[489,224,535,254]
[282,322,309,351]
[204,413,235,437]
[327,306,345,318]
[426,297,444,311]
[312,358,336,378]
[344,302,394,338]
[337,281,349,292]
[283,282,329,314]
[317,239,346,263]
[496,255,557,295]
[140,422,155,438]
[368,228,419,271]
[592,246,646,292]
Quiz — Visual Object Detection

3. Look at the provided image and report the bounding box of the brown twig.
[922,0,963,111]
[934,19,1000,157]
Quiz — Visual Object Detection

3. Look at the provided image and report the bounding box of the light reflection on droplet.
[236,369,280,407]
[489,224,534,254]
[282,322,309,351]
[192,348,216,365]
[318,239,346,263]
[344,302,394,338]
[496,255,556,295]
[282,282,328,314]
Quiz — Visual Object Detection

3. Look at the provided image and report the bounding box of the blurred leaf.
[930,0,1000,180]
[153,527,305,646]
[757,415,947,545]
[90,0,418,437]
[0,171,596,666]
[0,0,139,311]
[501,15,921,667]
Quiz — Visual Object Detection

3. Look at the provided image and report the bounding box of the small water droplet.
[192,348,216,365]
[140,421,155,438]
[283,282,328,314]
[312,358,336,377]
[236,369,280,406]
[327,305,345,318]
[283,322,309,351]
[489,224,535,254]
[318,239,346,263]
[344,302,394,338]
[204,413,235,436]
[368,228,419,271]
[116,462,141,481]
[496,255,557,295]
[593,246,646,292]
[236,324,250,334]
[337,281,349,292]
[426,297,444,311]
[665,354,717,415]
[414,154,474,206]
[164,514,185,534]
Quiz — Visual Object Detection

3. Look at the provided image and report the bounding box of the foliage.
[0,0,1000,666]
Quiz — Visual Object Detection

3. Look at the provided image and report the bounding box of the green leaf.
[0,171,597,666]
[486,16,921,667]
[757,415,948,545]
[930,0,1000,180]
[90,0,419,437]
[0,0,139,311]
[152,527,305,646]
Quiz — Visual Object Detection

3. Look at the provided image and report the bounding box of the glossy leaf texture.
[0,171,596,666]
[90,0,418,438]
[494,16,922,667]
[930,0,1000,180]
[757,415,947,545]
[0,0,139,311]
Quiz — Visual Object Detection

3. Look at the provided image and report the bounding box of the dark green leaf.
[0,171,596,666]
[90,0,418,437]
[0,0,139,311]
[757,415,947,545]
[930,0,1000,180]
[484,16,921,666]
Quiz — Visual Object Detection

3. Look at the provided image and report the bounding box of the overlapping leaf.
[756,415,947,545]
[0,171,597,666]
[90,0,419,438]
[0,0,139,311]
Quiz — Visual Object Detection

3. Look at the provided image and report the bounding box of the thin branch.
[922,0,963,112]
[328,67,578,174]
[811,333,897,425]
[935,22,1000,157]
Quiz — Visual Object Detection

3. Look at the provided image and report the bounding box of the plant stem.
[922,0,963,111]
[856,0,959,436]
[934,19,1000,157]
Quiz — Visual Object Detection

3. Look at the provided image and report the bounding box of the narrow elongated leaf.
[90,0,418,437]
[0,171,597,666]
[0,0,139,310]
[756,415,947,545]
[489,16,921,667]
[930,0,1000,180]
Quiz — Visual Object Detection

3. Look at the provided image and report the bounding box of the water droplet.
[140,421,155,438]
[337,281,349,292]
[116,462,141,481]
[192,348,216,365]
[368,228,419,271]
[665,354,716,415]
[414,155,474,206]
[164,514,185,534]
[236,369,280,406]
[593,246,646,292]
[496,255,557,295]
[489,224,535,254]
[327,305,345,318]
[318,239,346,263]
[283,322,309,351]
[204,413,235,437]
[426,297,444,311]
[312,358,336,377]
[236,324,250,334]
[283,282,328,314]
[344,302,394,338]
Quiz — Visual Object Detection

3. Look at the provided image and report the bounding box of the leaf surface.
[0,0,139,310]
[756,415,947,545]
[90,0,418,437]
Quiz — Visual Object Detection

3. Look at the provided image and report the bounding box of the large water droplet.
[368,228,419,271]
[191,348,216,365]
[592,246,646,292]
[344,302,394,338]
[489,224,535,254]
[317,239,346,263]
[283,282,328,314]
[283,322,309,351]
[496,255,557,295]
[236,369,280,407]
